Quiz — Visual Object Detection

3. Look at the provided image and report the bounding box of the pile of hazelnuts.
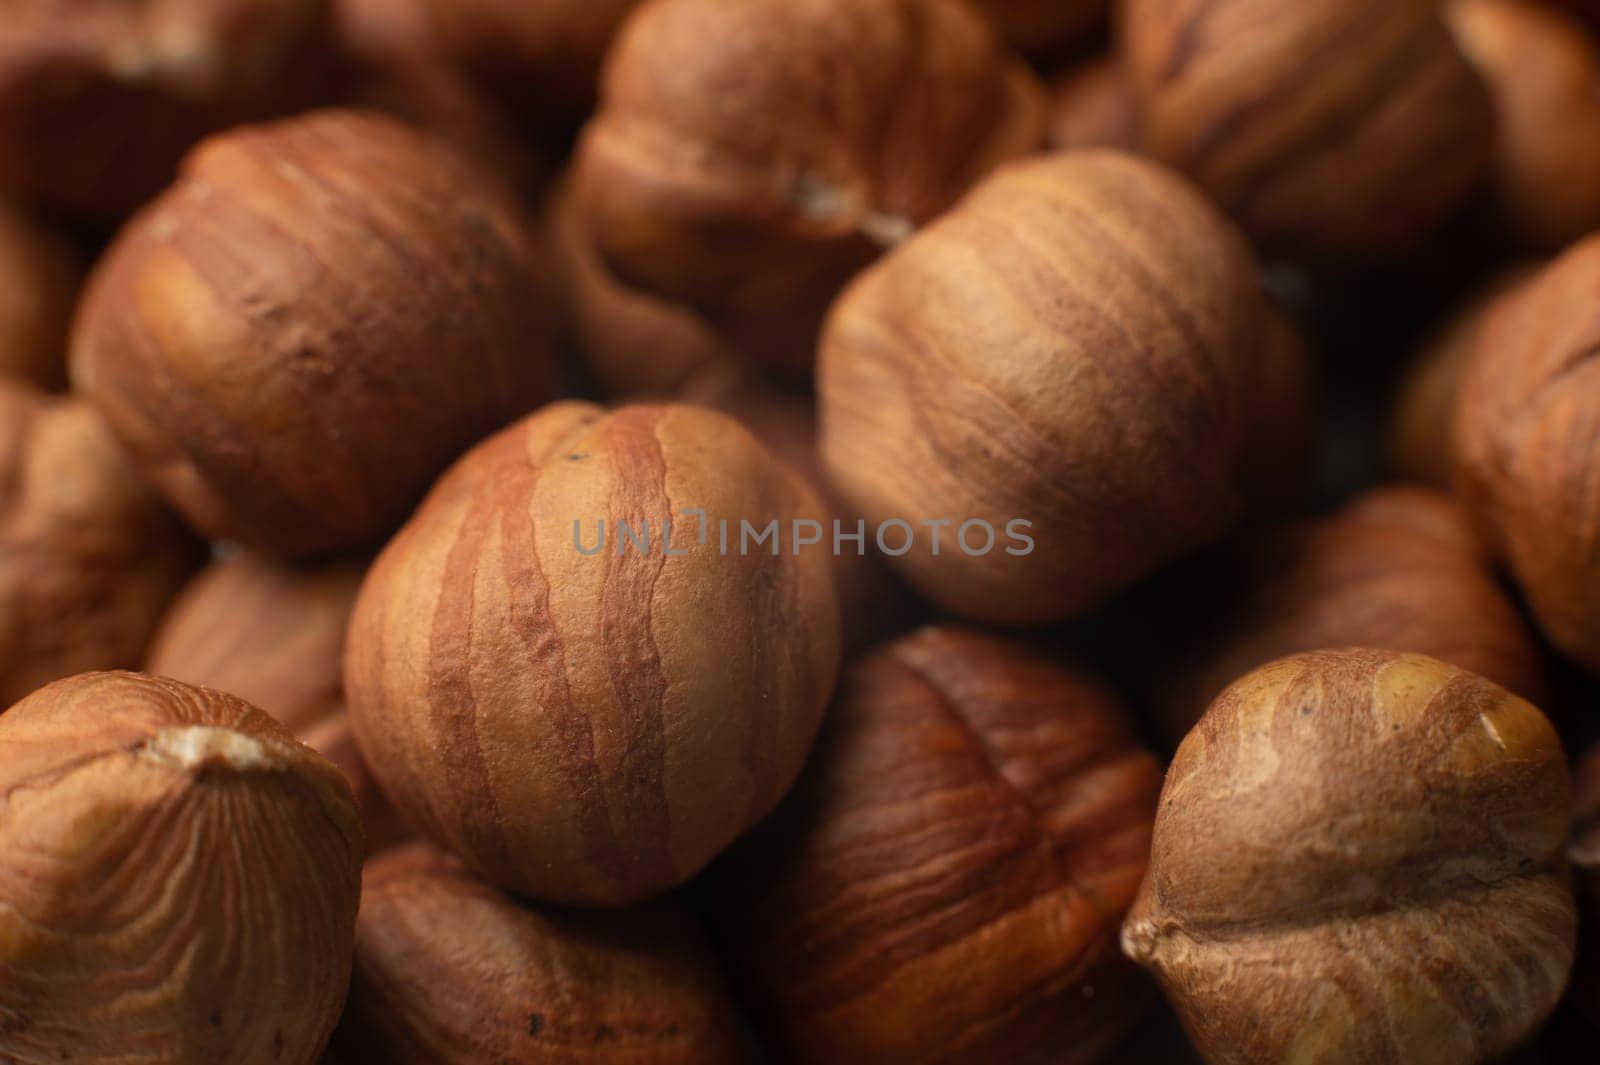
[4,0,1600,1063]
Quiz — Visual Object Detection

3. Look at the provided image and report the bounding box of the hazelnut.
[0,381,199,707]
[145,553,407,852]
[572,0,1046,373]
[72,109,556,559]
[548,184,738,399]
[1046,56,1139,153]
[680,364,920,652]
[344,401,840,905]
[966,0,1108,55]
[1389,265,1537,489]
[330,841,742,1064]
[0,0,333,220]
[0,203,80,389]
[1448,0,1600,249]
[1571,743,1600,1025]
[421,0,641,134]
[1120,0,1495,260]
[1454,234,1600,673]
[1149,486,1550,742]
[818,151,1276,625]
[713,627,1163,1064]
[0,670,363,1064]
[1123,649,1575,1065]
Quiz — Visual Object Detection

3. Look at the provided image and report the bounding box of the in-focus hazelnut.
[1448,0,1600,249]
[1389,265,1536,489]
[713,627,1162,1064]
[0,204,80,389]
[548,184,738,399]
[0,671,362,1064]
[1150,486,1550,741]
[345,401,840,905]
[146,553,407,852]
[573,0,1046,372]
[1124,649,1574,1065]
[72,109,556,558]
[1120,0,1494,260]
[1046,56,1139,153]
[1454,234,1600,673]
[0,381,199,707]
[0,0,334,220]
[818,151,1278,625]
[330,841,742,1064]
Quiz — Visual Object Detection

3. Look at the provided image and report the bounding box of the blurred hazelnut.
[0,671,362,1064]
[548,184,739,398]
[72,109,556,559]
[1454,235,1600,673]
[966,0,1109,55]
[1046,56,1139,152]
[0,0,334,221]
[145,554,407,852]
[713,627,1163,1065]
[818,151,1276,625]
[330,842,742,1064]
[1150,486,1550,742]
[1448,0,1600,249]
[1124,649,1575,1065]
[1572,743,1600,1027]
[1121,0,1494,260]
[0,204,80,389]
[573,0,1046,373]
[345,402,840,905]
[0,381,199,707]
[1389,265,1537,489]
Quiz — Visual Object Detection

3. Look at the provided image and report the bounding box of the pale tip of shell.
[144,726,283,773]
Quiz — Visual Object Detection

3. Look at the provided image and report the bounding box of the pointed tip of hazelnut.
[143,725,289,774]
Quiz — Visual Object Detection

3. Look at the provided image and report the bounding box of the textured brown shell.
[1046,57,1139,153]
[344,401,840,905]
[714,626,1162,1065]
[330,842,742,1064]
[572,0,1046,373]
[71,108,555,558]
[1152,486,1550,741]
[0,382,200,707]
[0,0,333,220]
[1124,649,1575,1065]
[0,671,363,1064]
[1448,0,1600,249]
[1121,0,1494,260]
[1453,235,1600,674]
[0,205,80,389]
[818,150,1270,624]
[147,554,365,734]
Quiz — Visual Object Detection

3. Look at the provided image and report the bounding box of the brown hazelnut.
[330,842,742,1064]
[1454,235,1600,673]
[71,109,556,559]
[818,151,1276,625]
[1571,743,1600,1026]
[1123,649,1575,1065]
[966,0,1108,55]
[331,0,542,194]
[1150,486,1550,742]
[344,401,841,905]
[1448,0,1600,250]
[1389,265,1537,489]
[421,0,641,133]
[0,381,199,707]
[548,184,739,399]
[145,553,408,852]
[713,626,1163,1064]
[0,670,363,1064]
[680,364,920,652]
[1120,0,1494,260]
[0,203,80,389]
[1046,56,1139,153]
[572,0,1046,373]
[0,0,334,220]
